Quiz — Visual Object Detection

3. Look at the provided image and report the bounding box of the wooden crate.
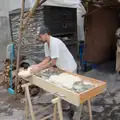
[23,72,106,107]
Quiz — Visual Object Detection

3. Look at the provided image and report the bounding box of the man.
[29,25,77,113]
[30,25,77,73]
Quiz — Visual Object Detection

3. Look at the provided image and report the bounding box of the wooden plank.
[80,83,106,103]
[53,103,57,120]
[25,89,29,120]
[57,98,63,120]
[40,114,53,120]
[32,75,80,106]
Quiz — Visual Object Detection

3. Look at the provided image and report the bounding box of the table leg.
[88,100,93,120]
[25,90,29,120]
[57,98,63,120]
[53,103,57,120]
[52,97,63,120]
[25,86,35,120]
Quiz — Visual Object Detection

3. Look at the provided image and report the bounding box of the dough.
[18,67,32,78]
[49,73,83,89]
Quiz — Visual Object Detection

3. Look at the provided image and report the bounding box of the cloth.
[43,0,80,8]
[44,36,77,72]
[18,67,32,78]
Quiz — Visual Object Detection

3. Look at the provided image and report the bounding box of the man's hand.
[29,58,57,73]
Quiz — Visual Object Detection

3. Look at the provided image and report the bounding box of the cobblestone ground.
[81,61,120,120]
[0,61,120,120]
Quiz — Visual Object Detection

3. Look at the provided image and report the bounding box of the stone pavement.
[0,61,120,120]
[82,61,120,120]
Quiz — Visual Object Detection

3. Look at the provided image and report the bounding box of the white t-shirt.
[44,36,77,72]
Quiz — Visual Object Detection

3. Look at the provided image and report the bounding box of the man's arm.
[37,58,57,71]
[30,57,57,73]
[38,57,50,67]
[30,57,50,73]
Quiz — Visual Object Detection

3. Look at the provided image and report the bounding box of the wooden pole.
[22,0,41,30]
[15,0,47,95]
[25,86,35,120]
[53,103,57,120]
[57,98,63,120]
[15,0,25,95]
[52,97,63,120]
[23,0,47,30]
[25,88,29,120]
[88,100,93,120]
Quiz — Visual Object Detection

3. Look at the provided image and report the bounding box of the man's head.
[37,25,50,43]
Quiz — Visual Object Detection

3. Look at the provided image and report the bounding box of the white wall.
[0,0,9,17]
[8,0,21,11]
[8,0,32,11]
[0,0,32,71]
[0,0,10,71]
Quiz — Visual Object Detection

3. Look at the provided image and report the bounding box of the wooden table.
[21,69,106,120]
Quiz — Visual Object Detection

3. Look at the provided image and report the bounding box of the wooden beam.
[53,103,57,120]
[22,0,47,30]
[22,0,40,30]
[15,0,25,96]
[88,100,93,120]
[25,86,35,120]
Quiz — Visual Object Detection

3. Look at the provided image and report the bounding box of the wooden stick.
[25,89,29,120]
[15,0,47,96]
[0,72,3,76]
[53,103,57,120]
[52,97,63,120]
[40,114,53,120]
[22,0,41,30]
[34,105,52,116]
[22,0,47,30]
[15,0,25,96]
[79,104,83,120]
[25,86,35,120]
[88,100,93,120]
[22,83,31,88]
[57,98,63,120]
[23,0,46,19]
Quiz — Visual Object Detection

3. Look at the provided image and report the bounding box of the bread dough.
[49,73,83,89]
[18,67,32,78]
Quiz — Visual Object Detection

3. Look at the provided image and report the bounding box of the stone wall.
[0,0,11,71]
[0,17,11,71]
[9,8,45,63]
